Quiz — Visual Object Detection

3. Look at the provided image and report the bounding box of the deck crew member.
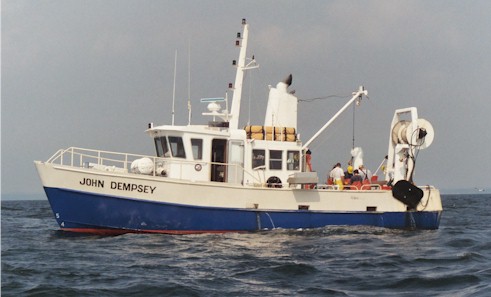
[345,160,353,179]
[329,163,345,190]
[350,169,363,184]
[344,160,353,184]
[358,165,372,181]
[306,149,313,172]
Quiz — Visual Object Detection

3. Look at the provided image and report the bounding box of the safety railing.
[45,147,263,184]
[46,147,159,172]
[317,183,384,191]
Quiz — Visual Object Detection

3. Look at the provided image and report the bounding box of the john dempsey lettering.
[79,178,104,188]
[110,181,156,194]
[79,178,156,194]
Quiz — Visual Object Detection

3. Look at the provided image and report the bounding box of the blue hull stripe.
[44,187,442,233]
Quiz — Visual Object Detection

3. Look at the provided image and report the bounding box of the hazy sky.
[2,0,491,197]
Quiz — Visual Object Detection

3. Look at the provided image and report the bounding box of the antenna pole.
[172,50,177,126]
[187,39,192,125]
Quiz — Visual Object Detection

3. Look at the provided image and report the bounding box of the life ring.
[266,176,282,188]
[194,164,202,171]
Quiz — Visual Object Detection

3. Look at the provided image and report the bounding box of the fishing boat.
[34,19,442,234]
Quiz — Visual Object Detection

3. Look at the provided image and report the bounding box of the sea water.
[2,194,491,296]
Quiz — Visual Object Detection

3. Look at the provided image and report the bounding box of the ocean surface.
[2,194,491,296]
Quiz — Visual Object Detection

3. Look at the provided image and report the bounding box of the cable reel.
[391,118,434,150]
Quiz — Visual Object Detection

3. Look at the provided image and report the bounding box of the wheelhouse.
[147,124,304,187]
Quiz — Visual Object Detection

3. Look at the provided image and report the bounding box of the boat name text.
[79,178,156,194]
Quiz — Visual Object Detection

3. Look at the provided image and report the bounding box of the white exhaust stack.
[264,74,298,130]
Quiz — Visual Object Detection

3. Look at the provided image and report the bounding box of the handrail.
[419,185,437,190]
[45,147,264,184]
[46,147,400,190]
[47,147,162,167]
[52,147,430,190]
[317,183,384,191]
[46,149,66,163]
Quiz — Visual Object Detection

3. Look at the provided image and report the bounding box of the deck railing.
[45,147,431,191]
[46,147,156,171]
[45,147,262,184]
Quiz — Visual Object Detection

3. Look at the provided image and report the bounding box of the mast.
[229,19,258,130]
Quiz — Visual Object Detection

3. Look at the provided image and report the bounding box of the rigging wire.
[298,95,349,102]
[352,101,356,150]
[247,71,253,126]
[419,185,431,210]
[349,100,356,166]
[407,128,426,183]
[299,93,360,163]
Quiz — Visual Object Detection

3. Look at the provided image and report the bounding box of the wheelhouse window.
[168,136,186,158]
[252,149,265,169]
[191,138,203,160]
[269,150,283,170]
[154,137,170,157]
[287,151,300,170]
